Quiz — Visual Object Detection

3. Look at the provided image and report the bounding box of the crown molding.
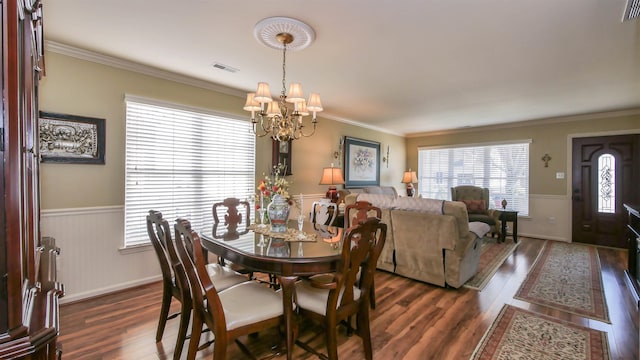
[44,41,404,137]
[406,107,640,138]
[45,40,247,98]
[321,113,404,137]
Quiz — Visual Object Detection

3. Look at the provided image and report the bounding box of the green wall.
[406,113,640,196]
[38,51,405,209]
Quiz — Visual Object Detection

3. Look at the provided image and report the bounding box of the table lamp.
[401,169,418,197]
[319,164,345,203]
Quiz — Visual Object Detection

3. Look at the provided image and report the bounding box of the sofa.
[343,190,489,288]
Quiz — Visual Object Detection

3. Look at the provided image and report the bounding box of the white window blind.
[418,141,530,215]
[124,97,256,247]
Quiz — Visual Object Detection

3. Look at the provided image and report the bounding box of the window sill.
[118,243,153,255]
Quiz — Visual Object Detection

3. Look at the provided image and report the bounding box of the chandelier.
[243,17,323,142]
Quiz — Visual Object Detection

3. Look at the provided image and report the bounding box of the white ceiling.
[43,0,640,136]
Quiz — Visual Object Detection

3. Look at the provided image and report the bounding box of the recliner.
[450,186,501,237]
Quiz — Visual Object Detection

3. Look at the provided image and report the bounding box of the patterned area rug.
[514,241,610,323]
[471,304,610,359]
[464,237,519,291]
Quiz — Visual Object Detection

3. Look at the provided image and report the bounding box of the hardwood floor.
[58,237,639,359]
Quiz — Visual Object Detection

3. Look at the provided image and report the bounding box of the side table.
[499,210,519,243]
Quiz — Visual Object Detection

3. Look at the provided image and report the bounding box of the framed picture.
[343,136,380,187]
[38,112,106,164]
[272,139,292,175]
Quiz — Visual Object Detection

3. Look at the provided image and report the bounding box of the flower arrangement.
[256,163,293,211]
[354,148,374,170]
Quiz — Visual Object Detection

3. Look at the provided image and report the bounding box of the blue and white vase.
[267,194,290,233]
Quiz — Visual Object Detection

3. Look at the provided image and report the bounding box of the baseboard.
[59,275,162,304]
[517,232,568,242]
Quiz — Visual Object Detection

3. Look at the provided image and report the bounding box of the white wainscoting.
[41,206,160,304]
[517,194,571,242]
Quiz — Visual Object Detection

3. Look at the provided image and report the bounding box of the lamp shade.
[266,101,281,117]
[243,93,261,112]
[254,82,273,103]
[286,83,305,103]
[401,170,418,184]
[306,93,323,112]
[319,167,345,185]
[296,100,309,116]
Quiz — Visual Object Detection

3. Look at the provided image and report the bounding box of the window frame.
[123,95,256,248]
[417,140,531,215]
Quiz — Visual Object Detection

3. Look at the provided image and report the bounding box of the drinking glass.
[257,208,267,229]
[257,233,266,248]
[297,214,305,239]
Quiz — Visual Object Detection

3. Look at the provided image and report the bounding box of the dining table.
[200,219,344,360]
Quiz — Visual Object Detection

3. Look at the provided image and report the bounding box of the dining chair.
[173,218,286,359]
[344,200,383,309]
[148,211,248,359]
[147,210,191,359]
[294,217,387,360]
[212,197,251,240]
[344,200,382,228]
[310,200,338,227]
[212,197,255,274]
[213,197,281,287]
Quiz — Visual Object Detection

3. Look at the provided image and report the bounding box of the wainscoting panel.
[518,194,570,242]
[41,206,160,303]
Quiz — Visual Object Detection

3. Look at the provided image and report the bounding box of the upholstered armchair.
[450,186,501,237]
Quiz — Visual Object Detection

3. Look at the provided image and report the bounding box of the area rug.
[514,241,610,323]
[470,304,610,359]
[464,237,519,291]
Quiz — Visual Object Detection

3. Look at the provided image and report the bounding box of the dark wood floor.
[58,237,639,359]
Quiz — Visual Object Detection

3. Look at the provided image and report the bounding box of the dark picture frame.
[272,139,292,175]
[38,111,106,164]
[343,136,380,188]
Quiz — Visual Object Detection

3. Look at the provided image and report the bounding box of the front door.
[572,134,639,248]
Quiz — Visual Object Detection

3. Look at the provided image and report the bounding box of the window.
[597,153,615,213]
[124,96,255,247]
[418,140,530,215]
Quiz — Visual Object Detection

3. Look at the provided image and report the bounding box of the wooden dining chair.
[148,212,248,359]
[173,218,286,359]
[212,197,251,240]
[212,197,280,287]
[344,200,383,309]
[294,217,387,360]
[146,210,193,360]
[310,200,338,227]
[344,200,382,228]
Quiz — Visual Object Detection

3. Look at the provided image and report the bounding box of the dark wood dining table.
[200,220,344,360]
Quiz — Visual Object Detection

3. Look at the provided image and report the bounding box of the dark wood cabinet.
[624,203,640,307]
[1,0,64,358]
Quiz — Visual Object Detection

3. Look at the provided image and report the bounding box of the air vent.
[211,62,239,73]
[622,0,640,21]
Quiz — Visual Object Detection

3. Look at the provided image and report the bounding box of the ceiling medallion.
[244,17,322,142]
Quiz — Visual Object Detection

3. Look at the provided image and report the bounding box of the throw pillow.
[461,199,487,214]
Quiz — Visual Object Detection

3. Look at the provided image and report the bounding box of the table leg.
[278,275,298,360]
[512,218,518,243]
[500,216,507,243]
